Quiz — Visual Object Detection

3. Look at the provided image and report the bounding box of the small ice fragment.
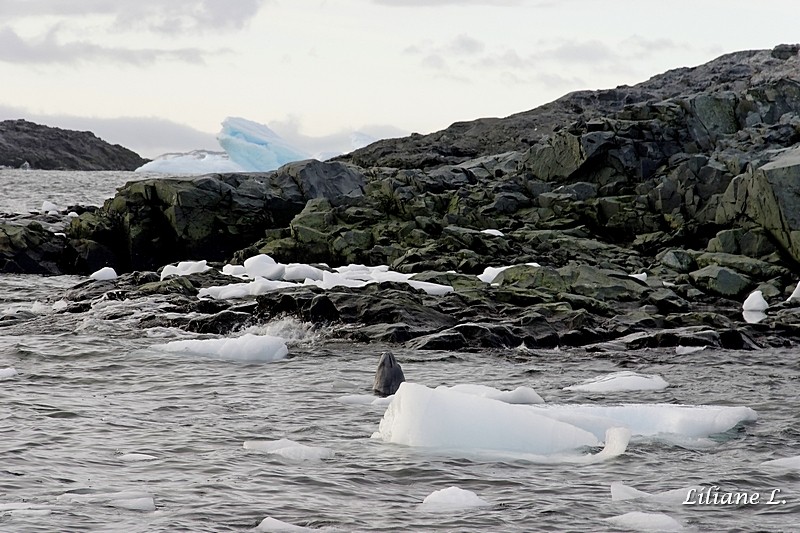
[66,211,79,218]
[282,263,325,281]
[222,264,247,277]
[41,200,59,213]
[90,267,117,281]
[244,254,284,279]
[448,384,544,404]
[243,438,334,460]
[481,229,504,237]
[0,367,18,379]
[610,481,701,504]
[760,455,800,470]
[629,272,647,282]
[418,486,490,511]
[604,511,684,531]
[160,260,211,280]
[742,310,767,324]
[119,453,157,462]
[158,333,288,363]
[255,516,312,532]
[477,262,539,283]
[563,371,669,393]
[675,345,706,355]
[742,290,768,312]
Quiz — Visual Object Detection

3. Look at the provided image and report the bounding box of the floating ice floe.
[742,290,769,312]
[255,516,313,532]
[337,394,394,407]
[610,481,700,504]
[0,503,52,517]
[760,455,800,470]
[158,333,288,363]
[119,453,158,462]
[480,229,504,237]
[90,266,118,281]
[447,384,544,404]
[418,486,490,511]
[160,259,212,280]
[0,367,18,380]
[604,511,684,532]
[477,262,540,283]
[244,438,334,461]
[563,371,669,393]
[675,345,706,355]
[373,383,629,462]
[57,490,156,512]
[373,383,757,459]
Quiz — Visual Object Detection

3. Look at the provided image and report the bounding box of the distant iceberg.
[217,117,310,171]
[136,150,245,173]
[136,117,310,174]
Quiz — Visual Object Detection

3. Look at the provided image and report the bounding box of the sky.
[1,0,797,159]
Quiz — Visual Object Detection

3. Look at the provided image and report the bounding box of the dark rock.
[0,222,66,275]
[0,119,147,170]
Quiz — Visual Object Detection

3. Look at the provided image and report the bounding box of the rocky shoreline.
[3,45,800,352]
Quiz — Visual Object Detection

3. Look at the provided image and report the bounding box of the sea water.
[1,170,798,532]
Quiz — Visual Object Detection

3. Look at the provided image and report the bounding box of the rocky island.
[4,44,800,352]
[0,119,148,171]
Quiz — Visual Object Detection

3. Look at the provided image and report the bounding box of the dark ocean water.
[0,171,798,532]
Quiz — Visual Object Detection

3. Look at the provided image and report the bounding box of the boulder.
[689,265,752,297]
[0,222,66,275]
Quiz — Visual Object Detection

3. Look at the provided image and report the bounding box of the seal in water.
[373,352,405,396]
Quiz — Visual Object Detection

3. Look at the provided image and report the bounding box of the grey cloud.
[421,53,448,70]
[0,27,207,65]
[548,40,617,64]
[0,0,266,33]
[447,34,485,56]
[621,35,688,56]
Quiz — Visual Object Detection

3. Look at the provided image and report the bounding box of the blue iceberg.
[217,116,310,172]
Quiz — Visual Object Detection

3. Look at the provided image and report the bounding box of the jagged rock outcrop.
[0,119,147,170]
[8,44,800,351]
[67,159,366,271]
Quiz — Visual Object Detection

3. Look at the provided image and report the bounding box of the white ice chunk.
[787,281,800,303]
[610,481,701,504]
[0,367,17,380]
[158,333,288,363]
[418,486,490,511]
[531,403,757,440]
[742,290,769,312]
[136,150,245,174]
[119,453,157,462]
[448,384,544,404]
[604,511,684,531]
[198,278,297,299]
[58,490,155,512]
[760,455,800,470]
[742,310,767,324]
[244,254,285,279]
[307,270,374,290]
[0,503,52,517]
[244,438,334,461]
[256,516,313,532]
[218,117,309,172]
[373,383,605,456]
[222,264,248,277]
[337,394,393,406]
[160,259,211,280]
[564,371,669,393]
[283,263,325,281]
[629,272,647,282]
[480,229,504,237]
[90,267,117,281]
[40,200,59,213]
[406,279,454,295]
[66,211,80,218]
[477,262,540,283]
[675,345,706,355]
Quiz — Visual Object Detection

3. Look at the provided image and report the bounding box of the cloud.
[0,0,267,33]
[0,27,207,65]
[447,34,485,56]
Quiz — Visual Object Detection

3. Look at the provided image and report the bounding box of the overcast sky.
[1,0,797,158]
